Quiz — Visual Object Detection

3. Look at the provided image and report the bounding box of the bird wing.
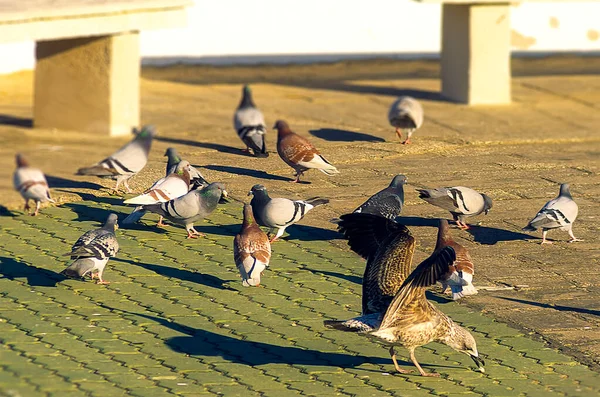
[378,246,456,330]
[354,194,403,220]
[337,213,407,260]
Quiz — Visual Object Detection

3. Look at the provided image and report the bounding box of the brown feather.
[435,219,474,276]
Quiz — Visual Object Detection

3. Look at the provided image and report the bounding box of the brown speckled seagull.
[370,239,485,376]
[324,213,415,332]
[274,120,339,183]
[435,219,477,300]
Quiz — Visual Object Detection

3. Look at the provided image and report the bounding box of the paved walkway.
[0,59,599,395]
[0,200,599,397]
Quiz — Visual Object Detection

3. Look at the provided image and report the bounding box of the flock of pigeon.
[11,85,582,377]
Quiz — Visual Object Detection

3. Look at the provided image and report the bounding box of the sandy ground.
[1,57,599,370]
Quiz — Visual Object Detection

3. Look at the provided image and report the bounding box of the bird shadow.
[396,216,441,227]
[194,223,239,237]
[305,268,362,285]
[284,224,341,242]
[155,136,248,156]
[309,128,385,143]
[0,114,33,128]
[465,225,537,245]
[498,297,600,317]
[0,205,17,217]
[64,192,128,207]
[112,258,236,290]
[203,165,294,182]
[0,256,66,287]
[62,202,131,225]
[46,175,104,190]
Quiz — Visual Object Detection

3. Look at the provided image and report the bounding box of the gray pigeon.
[248,184,329,242]
[141,182,228,239]
[522,183,581,244]
[165,148,208,189]
[234,85,268,157]
[12,153,55,216]
[388,96,424,144]
[61,213,119,284]
[354,175,407,219]
[417,186,492,229]
[76,125,156,193]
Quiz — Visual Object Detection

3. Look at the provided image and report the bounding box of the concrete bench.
[0,0,192,136]
[415,0,553,105]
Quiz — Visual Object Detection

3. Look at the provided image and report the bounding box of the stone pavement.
[0,200,599,397]
[0,58,600,395]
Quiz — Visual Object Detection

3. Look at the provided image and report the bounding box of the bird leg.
[23,199,30,213]
[567,229,583,243]
[123,179,133,194]
[541,230,552,245]
[456,220,470,230]
[402,130,414,145]
[156,216,167,227]
[186,226,205,239]
[241,147,252,154]
[395,127,403,141]
[389,347,413,374]
[32,201,41,216]
[410,349,440,377]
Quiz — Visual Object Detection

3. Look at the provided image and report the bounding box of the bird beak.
[247,191,253,196]
[222,190,228,198]
[469,354,485,373]
[115,223,119,230]
[484,209,490,215]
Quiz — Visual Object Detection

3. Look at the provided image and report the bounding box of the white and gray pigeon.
[122,160,193,226]
[248,184,329,242]
[388,96,424,144]
[12,153,55,216]
[234,85,268,157]
[76,125,156,193]
[522,183,581,244]
[141,182,228,239]
[417,186,493,229]
[61,213,119,284]
[165,148,208,189]
[354,175,407,219]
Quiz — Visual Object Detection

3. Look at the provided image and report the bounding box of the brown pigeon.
[274,120,339,183]
[435,219,477,300]
[234,204,272,286]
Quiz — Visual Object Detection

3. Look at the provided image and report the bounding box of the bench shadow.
[0,256,66,287]
[466,225,537,245]
[155,136,249,156]
[112,258,236,290]
[309,128,385,143]
[47,175,104,190]
[498,297,600,317]
[0,114,33,128]
[203,165,294,182]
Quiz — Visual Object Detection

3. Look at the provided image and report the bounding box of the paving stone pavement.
[1,200,599,397]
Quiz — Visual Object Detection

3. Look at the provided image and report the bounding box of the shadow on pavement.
[498,297,600,317]
[203,165,294,182]
[285,224,341,242]
[396,216,440,227]
[46,175,104,190]
[0,114,33,128]
[309,128,385,143]
[305,268,362,285]
[0,256,65,287]
[0,205,17,217]
[466,225,537,245]
[155,136,248,156]
[112,258,237,290]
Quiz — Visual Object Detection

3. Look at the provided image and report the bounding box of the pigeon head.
[164,147,180,160]
[559,183,572,198]
[444,325,485,373]
[248,184,267,196]
[482,194,493,215]
[239,85,256,108]
[104,213,119,231]
[390,175,408,187]
[15,153,29,168]
[199,182,228,201]
[175,160,191,175]
[273,120,292,134]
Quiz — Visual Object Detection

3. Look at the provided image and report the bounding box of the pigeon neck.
[15,154,29,168]
[239,89,256,109]
[436,221,452,248]
[166,154,181,171]
[242,205,256,227]
[559,184,572,198]
[277,126,294,139]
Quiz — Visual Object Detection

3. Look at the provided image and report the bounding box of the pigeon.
[435,219,477,300]
[274,120,339,183]
[522,183,581,244]
[368,243,485,376]
[141,182,227,239]
[122,160,193,226]
[354,175,407,219]
[388,96,424,144]
[233,85,268,157]
[12,153,55,216]
[61,213,119,284]
[165,148,208,189]
[248,184,329,242]
[234,204,272,287]
[324,213,415,332]
[417,186,493,229]
[76,125,156,193]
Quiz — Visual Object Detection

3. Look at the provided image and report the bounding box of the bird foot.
[96,280,110,285]
[241,148,251,153]
[187,234,199,239]
[420,372,440,378]
[540,240,553,245]
[394,367,413,374]
[269,237,279,243]
[568,238,583,243]
[402,139,411,145]
[156,221,168,227]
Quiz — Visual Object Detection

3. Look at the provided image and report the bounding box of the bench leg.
[34,32,140,136]
[441,4,511,105]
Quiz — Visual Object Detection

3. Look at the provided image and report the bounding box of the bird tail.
[522,224,536,232]
[416,189,431,199]
[323,320,361,332]
[122,206,147,224]
[450,282,478,300]
[61,258,95,278]
[305,197,329,207]
[124,194,162,205]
